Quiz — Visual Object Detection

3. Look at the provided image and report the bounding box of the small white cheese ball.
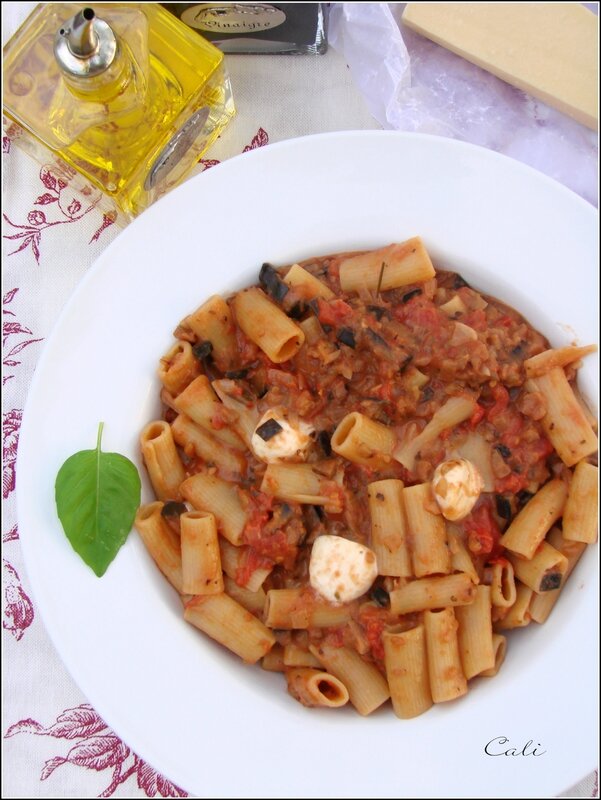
[431,458,483,521]
[309,535,378,604]
[251,408,313,464]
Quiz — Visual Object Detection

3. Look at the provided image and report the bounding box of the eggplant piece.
[495,494,512,521]
[370,586,390,607]
[494,444,512,460]
[192,340,213,361]
[540,572,562,592]
[401,288,422,304]
[366,328,388,348]
[255,418,284,441]
[337,327,356,348]
[366,305,389,320]
[161,501,188,519]
[318,430,332,457]
[259,263,289,303]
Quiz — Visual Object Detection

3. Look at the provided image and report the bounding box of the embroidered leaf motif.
[2,559,35,640]
[35,193,58,205]
[5,718,44,737]
[243,127,269,152]
[55,423,141,576]
[43,705,108,740]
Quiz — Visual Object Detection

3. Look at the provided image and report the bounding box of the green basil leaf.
[55,423,141,577]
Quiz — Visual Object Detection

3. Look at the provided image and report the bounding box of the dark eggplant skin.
[260,263,289,303]
[255,417,284,441]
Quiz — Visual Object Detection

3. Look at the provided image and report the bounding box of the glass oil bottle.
[3,3,235,220]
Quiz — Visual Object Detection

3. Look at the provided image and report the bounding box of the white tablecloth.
[2,3,598,798]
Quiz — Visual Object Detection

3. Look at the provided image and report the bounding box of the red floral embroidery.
[3,525,19,543]
[2,558,35,641]
[3,136,11,153]
[5,705,188,798]
[90,211,118,244]
[199,127,270,171]
[2,164,111,264]
[3,408,21,499]
[243,127,269,152]
[3,288,43,384]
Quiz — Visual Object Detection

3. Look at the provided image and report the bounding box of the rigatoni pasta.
[135,237,597,720]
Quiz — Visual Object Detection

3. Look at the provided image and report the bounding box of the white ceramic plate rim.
[17,131,599,799]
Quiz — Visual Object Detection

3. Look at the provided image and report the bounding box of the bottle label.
[145,106,210,191]
[180,4,287,34]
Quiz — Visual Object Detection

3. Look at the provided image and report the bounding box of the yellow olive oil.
[3,3,235,219]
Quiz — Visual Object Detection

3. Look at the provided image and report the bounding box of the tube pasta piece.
[507,542,569,593]
[331,412,396,470]
[389,573,476,615]
[184,593,275,664]
[283,263,335,299]
[285,668,349,708]
[455,585,495,680]
[524,344,597,379]
[171,375,245,450]
[494,583,533,630]
[283,644,323,669]
[261,644,286,672]
[403,483,451,578]
[219,539,272,592]
[298,315,323,345]
[500,478,568,558]
[180,511,224,596]
[447,528,480,584]
[184,294,237,370]
[562,461,598,544]
[528,368,598,466]
[211,379,260,448]
[383,625,432,719]
[439,294,468,317]
[529,527,587,624]
[171,414,246,478]
[233,287,305,363]
[479,634,507,677]
[140,421,186,501]
[367,479,412,577]
[134,502,184,594]
[423,608,467,703]
[486,559,517,609]
[223,575,266,615]
[394,395,477,472]
[158,341,201,396]
[181,473,246,545]
[264,588,355,629]
[308,643,390,716]
[260,463,343,513]
[338,237,435,293]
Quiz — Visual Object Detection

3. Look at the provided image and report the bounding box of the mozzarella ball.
[431,458,483,521]
[309,534,378,604]
[251,408,314,463]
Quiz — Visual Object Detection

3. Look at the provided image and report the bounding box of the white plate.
[17,131,599,799]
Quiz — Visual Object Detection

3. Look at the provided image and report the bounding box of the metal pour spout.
[65,8,99,57]
[54,6,117,78]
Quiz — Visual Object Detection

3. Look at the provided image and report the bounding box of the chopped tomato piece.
[495,473,528,494]
[486,384,510,421]
[235,548,273,588]
[469,403,486,429]
[463,501,502,558]
[317,298,353,326]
